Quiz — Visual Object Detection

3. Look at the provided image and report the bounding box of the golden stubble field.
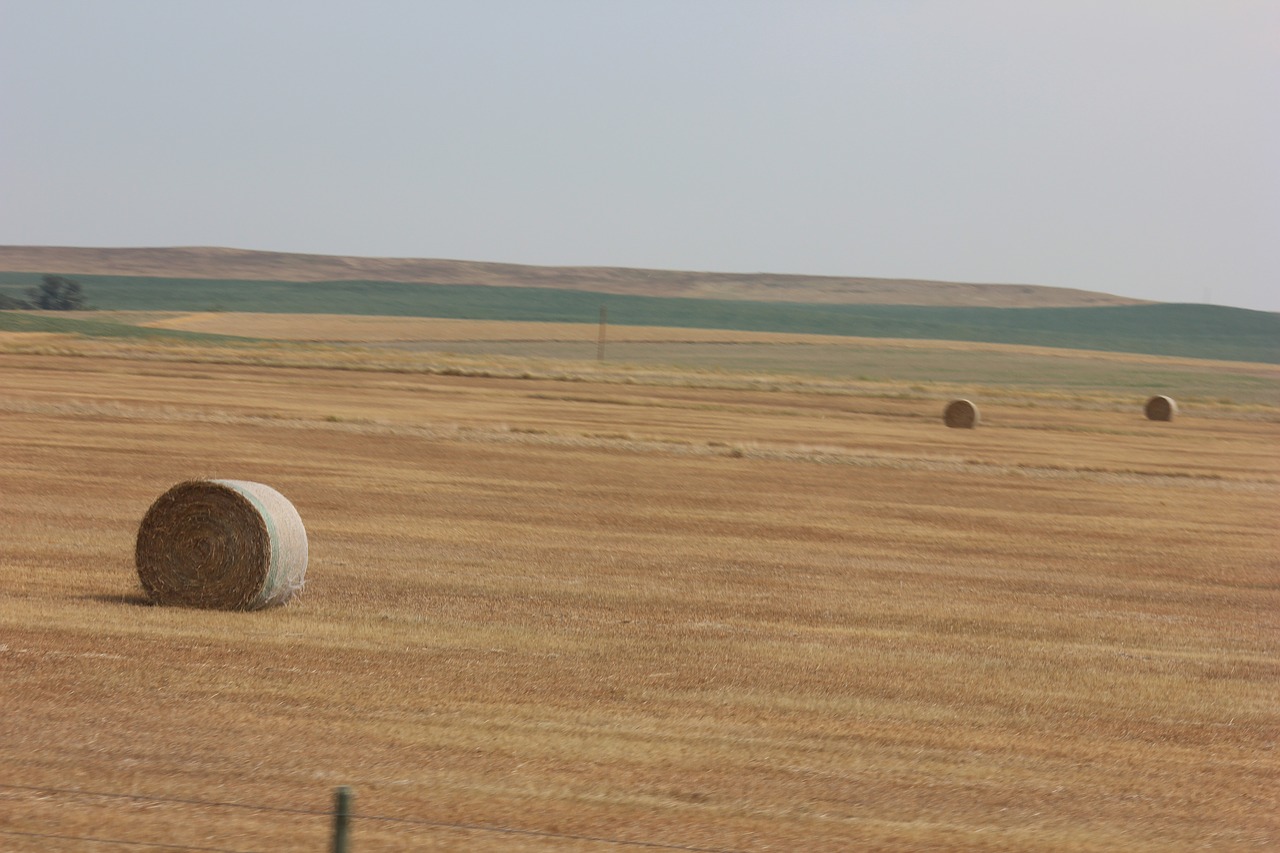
[1,328,1277,851]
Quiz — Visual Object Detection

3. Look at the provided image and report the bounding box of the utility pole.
[597,305,607,362]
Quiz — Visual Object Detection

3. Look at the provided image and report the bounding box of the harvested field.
[125,312,1180,347]
[23,313,1280,408]
[0,342,1277,851]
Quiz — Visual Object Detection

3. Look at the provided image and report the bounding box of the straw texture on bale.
[135,480,308,610]
[943,399,980,429]
[1144,395,1177,422]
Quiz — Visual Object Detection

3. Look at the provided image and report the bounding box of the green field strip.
[0,309,257,342]
[1,272,1276,363]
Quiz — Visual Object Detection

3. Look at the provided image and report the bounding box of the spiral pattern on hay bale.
[943,399,980,429]
[135,480,308,610]
[1144,395,1177,422]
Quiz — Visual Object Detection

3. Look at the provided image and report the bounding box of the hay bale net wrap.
[135,480,308,610]
[1145,395,1178,421]
[943,399,980,429]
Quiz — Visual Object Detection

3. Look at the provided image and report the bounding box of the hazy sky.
[2,1,1276,311]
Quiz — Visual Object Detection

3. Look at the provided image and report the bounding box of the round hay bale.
[943,399,980,429]
[1144,395,1177,422]
[135,480,308,610]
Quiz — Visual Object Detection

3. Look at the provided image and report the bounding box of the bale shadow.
[83,592,154,607]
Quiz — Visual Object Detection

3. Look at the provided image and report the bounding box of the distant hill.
[0,245,1146,308]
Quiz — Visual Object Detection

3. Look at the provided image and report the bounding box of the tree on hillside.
[0,292,31,309]
[27,275,87,310]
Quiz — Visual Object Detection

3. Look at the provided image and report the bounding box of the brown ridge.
[0,245,1149,308]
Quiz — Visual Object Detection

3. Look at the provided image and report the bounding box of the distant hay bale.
[135,480,308,610]
[943,399,980,429]
[1144,395,1178,422]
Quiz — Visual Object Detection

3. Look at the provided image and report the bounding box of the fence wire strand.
[0,827,251,852]
[0,783,327,816]
[0,782,742,852]
[350,811,737,851]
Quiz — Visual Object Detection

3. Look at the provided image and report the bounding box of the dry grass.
[6,321,1278,416]
[93,310,1255,365]
[0,346,1277,851]
[141,311,969,343]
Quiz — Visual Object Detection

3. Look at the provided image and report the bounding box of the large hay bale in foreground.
[943,399,980,429]
[136,480,308,610]
[1144,395,1178,422]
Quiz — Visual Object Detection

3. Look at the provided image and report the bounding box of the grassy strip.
[1,272,1277,362]
[0,310,254,342]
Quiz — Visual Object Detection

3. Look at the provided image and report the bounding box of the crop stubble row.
[0,352,1276,851]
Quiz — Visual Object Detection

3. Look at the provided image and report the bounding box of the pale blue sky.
[2,1,1276,311]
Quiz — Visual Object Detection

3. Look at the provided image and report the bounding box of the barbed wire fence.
[0,782,741,852]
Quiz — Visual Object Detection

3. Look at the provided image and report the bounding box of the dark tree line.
[0,275,88,310]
